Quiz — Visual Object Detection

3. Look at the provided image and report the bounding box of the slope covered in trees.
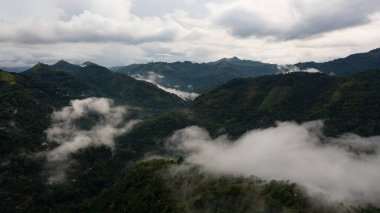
[1,66,380,212]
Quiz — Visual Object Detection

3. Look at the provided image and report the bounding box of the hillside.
[1,68,380,212]
[296,48,380,76]
[0,65,186,212]
[0,68,105,155]
[51,61,187,110]
[192,70,380,137]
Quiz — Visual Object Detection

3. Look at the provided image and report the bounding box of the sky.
[0,0,380,67]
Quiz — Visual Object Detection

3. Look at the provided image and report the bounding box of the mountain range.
[112,48,380,92]
[1,48,380,212]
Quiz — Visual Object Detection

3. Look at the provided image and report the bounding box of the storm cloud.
[168,121,380,206]
[212,0,380,40]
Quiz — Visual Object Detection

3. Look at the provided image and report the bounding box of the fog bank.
[168,121,380,206]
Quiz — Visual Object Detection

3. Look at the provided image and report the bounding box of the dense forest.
[1,52,380,212]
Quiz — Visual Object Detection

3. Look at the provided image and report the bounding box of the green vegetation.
[192,71,380,137]
[85,159,378,213]
[0,71,17,86]
[51,61,187,111]
[1,61,380,212]
[258,86,292,111]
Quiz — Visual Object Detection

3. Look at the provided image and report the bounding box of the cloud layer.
[44,97,138,183]
[168,121,380,206]
[211,0,380,39]
[0,0,380,66]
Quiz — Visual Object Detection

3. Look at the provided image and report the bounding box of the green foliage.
[192,73,342,137]
[1,64,380,212]
[83,159,180,213]
[118,110,195,154]
[0,71,17,86]
[192,71,380,137]
[51,61,186,111]
[86,160,372,213]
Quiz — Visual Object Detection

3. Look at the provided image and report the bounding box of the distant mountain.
[113,48,380,92]
[0,66,30,72]
[296,48,380,76]
[112,57,279,92]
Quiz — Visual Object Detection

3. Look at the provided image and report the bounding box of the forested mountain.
[1,61,380,212]
[192,70,380,137]
[50,60,187,110]
[296,48,380,76]
[113,48,380,93]
[0,63,185,212]
[1,60,186,166]
[112,57,279,92]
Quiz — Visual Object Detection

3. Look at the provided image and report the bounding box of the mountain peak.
[23,62,54,74]
[217,56,241,63]
[54,59,71,66]
[33,62,50,69]
[81,61,99,67]
[52,60,82,73]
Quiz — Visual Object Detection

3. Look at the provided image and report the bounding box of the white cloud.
[168,121,380,206]
[0,0,184,45]
[0,0,379,66]
[277,65,320,74]
[132,72,199,101]
[44,97,139,183]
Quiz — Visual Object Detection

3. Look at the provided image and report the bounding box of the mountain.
[48,60,186,110]
[192,70,380,137]
[113,48,380,93]
[119,69,380,157]
[0,63,186,212]
[1,68,105,155]
[2,61,380,212]
[0,61,186,154]
[112,57,279,92]
[296,48,380,76]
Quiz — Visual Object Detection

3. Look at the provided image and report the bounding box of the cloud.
[0,0,380,67]
[0,0,183,45]
[168,121,380,206]
[44,97,138,183]
[276,65,320,74]
[132,71,199,101]
[211,0,380,39]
